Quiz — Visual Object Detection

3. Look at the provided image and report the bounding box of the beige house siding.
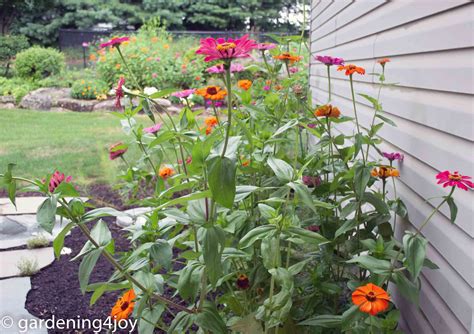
[309,1,474,333]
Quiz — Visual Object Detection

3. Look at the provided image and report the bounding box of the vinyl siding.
[309,1,474,333]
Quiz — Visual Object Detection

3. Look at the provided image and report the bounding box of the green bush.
[0,77,38,103]
[95,30,207,89]
[70,78,109,100]
[38,68,98,88]
[0,34,29,77]
[15,46,65,80]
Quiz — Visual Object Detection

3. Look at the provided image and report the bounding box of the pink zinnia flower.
[115,77,125,109]
[206,63,245,74]
[196,34,257,62]
[307,123,316,129]
[383,152,404,162]
[99,36,130,49]
[315,55,345,66]
[257,42,277,51]
[263,85,270,91]
[206,100,223,108]
[144,123,162,135]
[152,73,158,78]
[109,142,128,160]
[289,67,299,73]
[436,171,473,191]
[82,42,89,48]
[48,171,72,193]
[171,89,196,99]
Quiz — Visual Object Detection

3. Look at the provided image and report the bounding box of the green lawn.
[0,109,151,185]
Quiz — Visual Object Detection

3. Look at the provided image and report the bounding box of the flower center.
[449,172,462,180]
[120,301,129,311]
[216,42,236,51]
[207,87,218,95]
[366,292,376,302]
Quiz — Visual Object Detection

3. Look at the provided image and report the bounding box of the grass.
[0,108,152,185]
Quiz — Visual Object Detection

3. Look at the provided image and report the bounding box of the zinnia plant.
[2,30,470,334]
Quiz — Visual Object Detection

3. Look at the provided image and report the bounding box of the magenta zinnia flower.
[144,123,162,135]
[48,171,72,193]
[383,152,404,162]
[263,85,270,91]
[109,142,128,160]
[315,55,344,66]
[99,36,130,49]
[206,63,245,74]
[289,67,299,73]
[436,171,473,191]
[196,35,257,62]
[171,89,196,99]
[302,175,322,188]
[206,100,223,108]
[257,42,277,51]
[115,77,125,109]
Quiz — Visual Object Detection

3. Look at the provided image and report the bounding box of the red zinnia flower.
[114,77,125,109]
[100,37,130,49]
[436,171,473,191]
[196,35,257,62]
[109,142,128,160]
[48,171,72,192]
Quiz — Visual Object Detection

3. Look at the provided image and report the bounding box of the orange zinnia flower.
[371,166,399,179]
[352,283,390,316]
[273,52,302,64]
[377,58,390,65]
[204,116,218,128]
[337,64,365,76]
[238,79,252,91]
[195,86,227,101]
[314,104,341,118]
[159,166,175,179]
[110,289,136,321]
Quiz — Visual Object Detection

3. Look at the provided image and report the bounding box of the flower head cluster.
[196,35,257,62]
[110,289,135,321]
[371,166,399,179]
[238,79,252,91]
[159,166,175,180]
[171,89,195,99]
[436,171,473,191]
[206,63,245,74]
[337,64,365,76]
[383,152,404,162]
[314,104,341,118]
[315,55,344,66]
[100,37,130,49]
[48,171,72,193]
[144,123,162,135]
[109,142,128,160]
[273,52,302,64]
[352,283,390,316]
[195,86,227,101]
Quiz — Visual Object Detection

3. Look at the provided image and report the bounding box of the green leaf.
[392,271,419,306]
[288,182,332,212]
[347,255,391,274]
[354,164,371,198]
[203,225,226,285]
[195,300,227,334]
[239,225,277,249]
[139,305,165,334]
[261,236,281,269]
[78,248,102,294]
[271,119,299,138]
[363,192,390,214]
[229,313,263,334]
[268,157,294,183]
[299,315,342,328]
[446,196,458,223]
[150,239,172,270]
[54,182,79,197]
[3,163,16,207]
[286,226,329,245]
[149,130,175,148]
[53,222,74,259]
[403,234,427,279]
[358,93,382,111]
[207,156,236,208]
[169,311,195,333]
[376,113,397,127]
[37,196,57,234]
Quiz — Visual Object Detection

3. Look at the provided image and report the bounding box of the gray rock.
[0,217,27,235]
[19,88,71,110]
[0,102,16,109]
[56,97,97,112]
[167,106,181,114]
[0,95,15,103]
[93,99,117,111]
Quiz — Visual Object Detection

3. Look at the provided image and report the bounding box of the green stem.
[349,75,366,164]
[116,46,142,90]
[365,68,385,161]
[220,63,233,158]
[265,275,276,334]
[327,65,332,103]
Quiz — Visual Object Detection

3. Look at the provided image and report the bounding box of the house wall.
[309,1,474,333]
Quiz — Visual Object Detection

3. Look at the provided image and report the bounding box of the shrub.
[71,78,109,100]
[0,34,29,77]
[15,46,65,80]
[0,77,38,103]
[16,258,39,276]
[94,30,207,89]
[26,234,51,249]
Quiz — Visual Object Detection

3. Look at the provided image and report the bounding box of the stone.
[167,106,181,114]
[0,277,47,334]
[55,97,97,112]
[153,98,172,108]
[0,197,87,215]
[0,216,27,235]
[92,99,117,111]
[0,247,54,278]
[0,95,15,103]
[0,102,16,109]
[19,88,71,111]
